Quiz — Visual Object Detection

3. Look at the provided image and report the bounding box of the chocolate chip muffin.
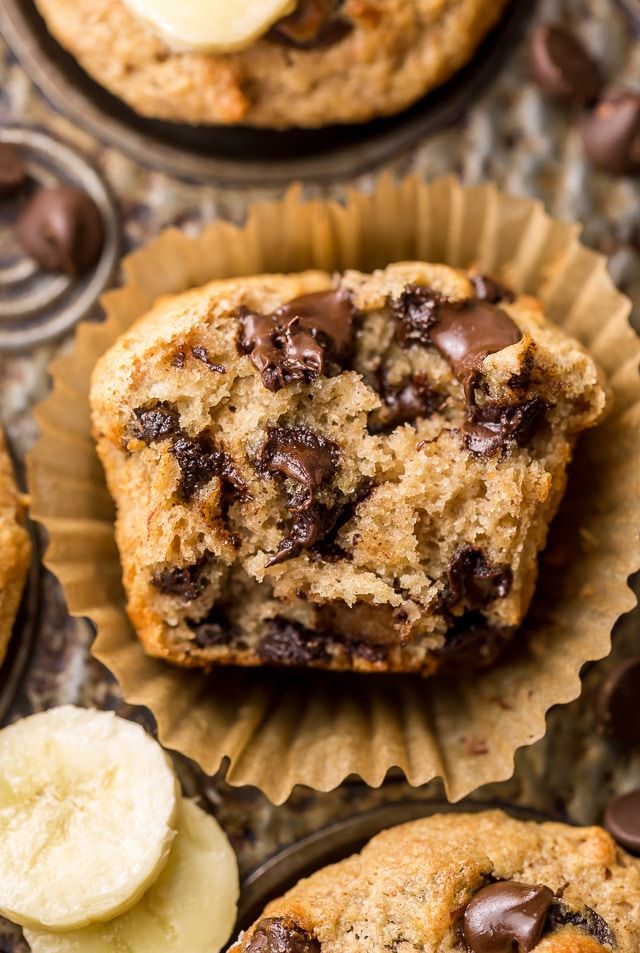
[32,0,510,128]
[0,429,31,667]
[231,811,640,952]
[90,262,605,675]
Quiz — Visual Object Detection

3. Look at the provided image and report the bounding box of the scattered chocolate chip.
[369,371,445,434]
[258,619,329,667]
[268,0,352,49]
[238,290,355,392]
[447,547,512,609]
[268,504,336,567]
[465,396,548,456]
[171,350,186,368]
[348,640,388,663]
[151,559,209,601]
[308,481,373,561]
[471,274,516,305]
[547,899,615,947]
[16,184,104,275]
[463,882,554,953]
[0,143,27,198]
[171,434,246,502]
[604,790,640,854]
[437,611,513,672]
[392,285,523,399]
[131,401,181,444]
[191,345,226,374]
[595,657,640,745]
[260,427,338,500]
[582,85,640,175]
[188,609,235,649]
[529,24,601,104]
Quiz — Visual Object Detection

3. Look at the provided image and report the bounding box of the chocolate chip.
[131,401,180,444]
[268,504,335,567]
[258,619,329,667]
[392,286,522,399]
[447,547,512,609]
[16,185,104,275]
[151,559,209,601]
[238,290,355,393]
[191,345,226,374]
[595,657,640,745]
[0,143,27,198]
[171,351,186,368]
[581,86,640,175]
[438,611,513,672]
[604,790,640,854]
[260,427,338,499]
[188,609,235,649]
[463,882,554,953]
[171,434,246,502]
[547,899,615,947]
[529,24,601,104]
[471,274,516,305]
[348,640,388,663]
[268,0,352,49]
[465,397,548,456]
[369,372,444,434]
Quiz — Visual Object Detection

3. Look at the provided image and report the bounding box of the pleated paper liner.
[28,176,640,804]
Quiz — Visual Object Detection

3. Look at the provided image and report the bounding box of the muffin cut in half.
[231,811,640,952]
[90,262,606,676]
[0,428,31,668]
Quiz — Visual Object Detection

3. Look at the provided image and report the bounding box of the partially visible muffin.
[90,261,605,676]
[0,429,31,666]
[233,811,640,952]
[32,0,510,128]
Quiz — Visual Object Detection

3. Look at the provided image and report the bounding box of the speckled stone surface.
[1,1,639,949]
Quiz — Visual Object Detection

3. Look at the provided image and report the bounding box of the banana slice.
[26,798,240,953]
[0,706,178,931]
[121,0,297,52]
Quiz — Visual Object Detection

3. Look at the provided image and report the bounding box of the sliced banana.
[0,706,178,931]
[121,0,297,52]
[26,798,240,953]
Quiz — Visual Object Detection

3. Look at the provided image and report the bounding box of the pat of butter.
[122,0,297,52]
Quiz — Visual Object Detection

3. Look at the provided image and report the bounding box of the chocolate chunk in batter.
[171,434,246,502]
[392,285,523,398]
[463,882,554,953]
[268,0,352,49]
[546,900,615,947]
[447,547,512,609]
[438,611,513,671]
[370,372,445,434]
[191,345,226,374]
[258,619,329,667]
[465,397,548,456]
[151,558,210,601]
[238,290,355,392]
[188,609,236,650]
[268,504,336,567]
[471,274,516,305]
[131,401,181,444]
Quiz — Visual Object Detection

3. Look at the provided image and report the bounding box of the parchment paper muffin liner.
[28,175,640,804]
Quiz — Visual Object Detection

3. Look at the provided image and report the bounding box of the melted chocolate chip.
[151,559,209,601]
[547,900,615,947]
[188,609,235,649]
[238,290,355,393]
[0,143,27,198]
[463,882,554,953]
[392,285,522,399]
[581,85,640,175]
[268,504,336,566]
[191,345,226,374]
[258,619,329,666]
[268,0,352,49]
[471,274,516,305]
[16,185,104,275]
[171,434,246,502]
[438,611,513,672]
[447,547,512,609]
[131,401,180,444]
[465,397,548,456]
[595,657,640,745]
[604,790,640,854]
[369,372,444,434]
[529,24,601,104]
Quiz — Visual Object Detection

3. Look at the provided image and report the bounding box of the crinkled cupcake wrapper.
[29,175,640,804]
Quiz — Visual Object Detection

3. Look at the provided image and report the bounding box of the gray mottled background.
[1,0,639,948]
